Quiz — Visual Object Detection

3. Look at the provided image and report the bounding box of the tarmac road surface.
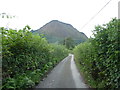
[35,54,89,88]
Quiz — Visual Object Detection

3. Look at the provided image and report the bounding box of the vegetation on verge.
[1,26,69,89]
[73,18,120,89]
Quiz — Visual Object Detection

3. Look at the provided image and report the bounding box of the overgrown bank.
[1,26,69,89]
[73,18,120,89]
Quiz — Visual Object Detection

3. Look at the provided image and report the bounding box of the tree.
[63,37,75,49]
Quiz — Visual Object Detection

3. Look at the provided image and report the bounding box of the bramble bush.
[73,18,120,89]
[1,26,69,89]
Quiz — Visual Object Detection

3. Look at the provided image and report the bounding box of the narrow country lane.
[35,54,89,88]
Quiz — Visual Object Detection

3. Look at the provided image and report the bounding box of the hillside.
[32,20,88,44]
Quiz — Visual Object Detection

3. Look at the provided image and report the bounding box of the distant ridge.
[32,20,88,44]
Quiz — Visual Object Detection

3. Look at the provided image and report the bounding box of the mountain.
[32,20,88,44]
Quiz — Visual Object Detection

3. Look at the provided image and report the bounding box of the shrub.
[73,18,120,88]
[1,26,69,89]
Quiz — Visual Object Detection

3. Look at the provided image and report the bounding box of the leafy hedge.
[73,18,120,88]
[1,26,69,89]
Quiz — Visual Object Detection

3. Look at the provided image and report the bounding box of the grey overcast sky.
[0,0,119,37]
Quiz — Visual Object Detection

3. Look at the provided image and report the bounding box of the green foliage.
[0,13,15,19]
[62,37,75,49]
[50,43,69,63]
[1,26,69,89]
[73,18,120,89]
